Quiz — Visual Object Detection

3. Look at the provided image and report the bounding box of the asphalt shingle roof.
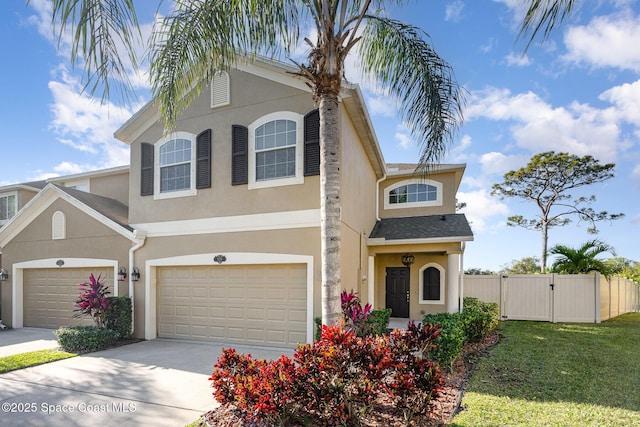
[369,214,473,241]
[56,185,133,232]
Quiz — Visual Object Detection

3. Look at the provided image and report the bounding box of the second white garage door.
[157,264,307,347]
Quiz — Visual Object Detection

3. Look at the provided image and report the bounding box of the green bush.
[422,312,464,370]
[55,325,118,353]
[461,297,500,343]
[105,296,132,339]
[364,308,392,336]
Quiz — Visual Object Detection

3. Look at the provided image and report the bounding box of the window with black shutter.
[304,109,320,176]
[140,142,154,196]
[232,125,248,185]
[196,129,211,189]
[422,267,441,301]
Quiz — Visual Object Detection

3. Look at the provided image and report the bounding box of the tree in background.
[464,267,496,275]
[491,151,624,273]
[550,239,616,277]
[501,256,541,275]
[46,0,464,325]
[605,257,640,283]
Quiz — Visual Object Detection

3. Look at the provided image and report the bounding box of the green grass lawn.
[451,313,640,426]
[0,349,76,373]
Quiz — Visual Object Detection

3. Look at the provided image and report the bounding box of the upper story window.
[384,179,442,210]
[154,132,197,199]
[65,179,90,192]
[248,112,303,189]
[0,193,17,225]
[140,130,211,198]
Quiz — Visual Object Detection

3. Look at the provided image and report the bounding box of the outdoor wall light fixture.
[131,267,140,282]
[118,267,127,281]
[401,253,415,267]
[214,255,227,264]
[0,269,8,281]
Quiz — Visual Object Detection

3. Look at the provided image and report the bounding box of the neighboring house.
[0,58,472,348]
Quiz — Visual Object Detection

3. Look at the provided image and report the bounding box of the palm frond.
[519,0,574,50]
[358,16,464,169]
[150,0,300,130]
[45,0,142,103]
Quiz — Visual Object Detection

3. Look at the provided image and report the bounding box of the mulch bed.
[200,331,500,426]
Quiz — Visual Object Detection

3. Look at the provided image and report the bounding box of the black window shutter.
[304,109,320,176]
[140,142,154,196]
[196,129,212,189]
[232,125,248,185]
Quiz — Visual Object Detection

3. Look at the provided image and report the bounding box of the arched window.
[248,112,303,189]
[419,263,445,304]
[384,179,442,209]
[153,131,197,199]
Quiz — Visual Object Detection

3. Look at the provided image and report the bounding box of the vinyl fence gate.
[464,273,639,323]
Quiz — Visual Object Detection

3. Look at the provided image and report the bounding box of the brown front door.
[385,267,410,318]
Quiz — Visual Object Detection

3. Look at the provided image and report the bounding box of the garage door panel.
[157,264,306,347]
[24,267,114,329]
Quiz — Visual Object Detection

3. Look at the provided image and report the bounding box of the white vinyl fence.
[464,273,639,323]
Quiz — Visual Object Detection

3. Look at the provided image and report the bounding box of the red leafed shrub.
[295,325,395,425]
[389,322,444,423]
[73,273,111,328]
[210,323,444,426]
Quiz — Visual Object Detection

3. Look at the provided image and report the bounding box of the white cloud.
[395,132,414,150]
[465,87,622,163]
[479,152,528,176]
[457,189,509,233]
[504,52,532,67]
[366,94,396,117]
[445,0,465,23]
[599,79,640,126]
[563,13,640,72]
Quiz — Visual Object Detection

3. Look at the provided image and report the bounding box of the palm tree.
[44,0,464,326]
[549,239,616,277]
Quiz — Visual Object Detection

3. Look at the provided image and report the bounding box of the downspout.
[459,241,465,314]
[375,173,386,221]
[129,230,146,335]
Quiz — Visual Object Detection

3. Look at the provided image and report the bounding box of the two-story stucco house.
[0,58,472,348]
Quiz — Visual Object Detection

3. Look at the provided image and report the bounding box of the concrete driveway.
[0,328,293,426]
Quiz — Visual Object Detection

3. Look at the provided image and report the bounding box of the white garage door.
[157,264,307,347]
[24,268,114,328]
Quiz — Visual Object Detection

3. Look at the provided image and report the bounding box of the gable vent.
[211,71,230,108]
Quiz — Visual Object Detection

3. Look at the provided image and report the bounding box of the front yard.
[451,313,640,426]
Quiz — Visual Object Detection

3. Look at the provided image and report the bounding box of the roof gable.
[0,184,134,248]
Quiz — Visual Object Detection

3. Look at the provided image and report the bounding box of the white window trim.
[248,111,304,190]
[383,178,443,210]
[52,211,66,240]
[0,191,17,226]
[154,131,197,200]
[419,262,445,305]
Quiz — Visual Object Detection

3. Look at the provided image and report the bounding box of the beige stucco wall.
[89,171,130,206]
[0,199,131,329]
[128,69,319,224]
[378,169,460,218]
[339,104,378,299]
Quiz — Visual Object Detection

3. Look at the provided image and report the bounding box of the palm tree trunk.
[319,93,342,326]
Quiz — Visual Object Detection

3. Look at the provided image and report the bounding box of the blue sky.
[1,0,639,271]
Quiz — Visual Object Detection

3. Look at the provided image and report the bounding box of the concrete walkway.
[0,329,292,426]
[0,327,59,357]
